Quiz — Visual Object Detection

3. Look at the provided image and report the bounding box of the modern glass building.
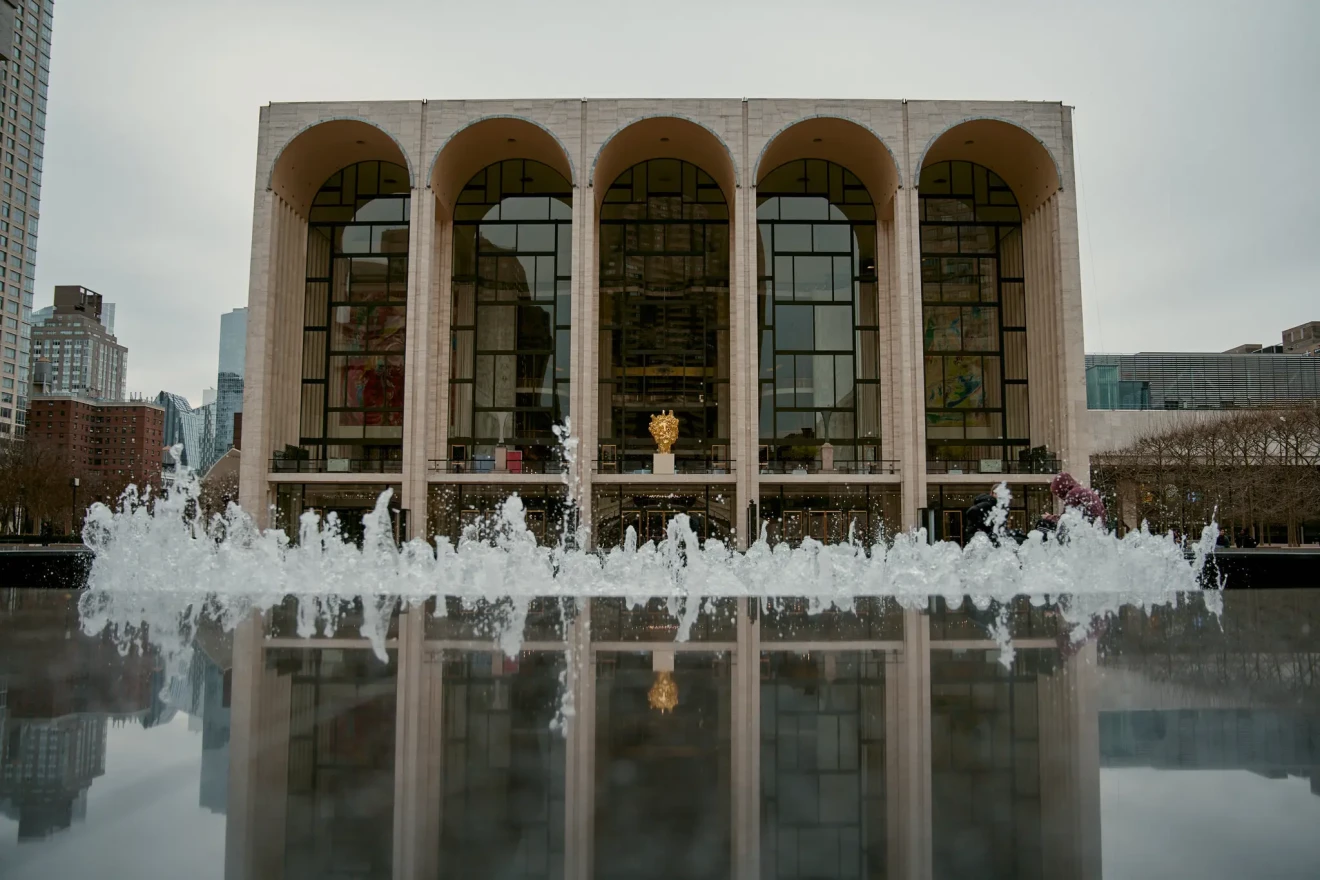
[0,0,53,440]
[213,307,247,462]
[1086,352,1320,410]
[240,100,1089,546]
[157,390,214,472]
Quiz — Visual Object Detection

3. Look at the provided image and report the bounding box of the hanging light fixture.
[648,650,678,713]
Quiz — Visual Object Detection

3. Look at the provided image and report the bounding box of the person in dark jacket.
[964,494,1000,545]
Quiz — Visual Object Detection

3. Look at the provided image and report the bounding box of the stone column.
[892,177,926,531]
[403,190,439,534]
[240,194,308,528]
[732,173,759,549]
[573,165,597,544]
[1053,109,1090,481]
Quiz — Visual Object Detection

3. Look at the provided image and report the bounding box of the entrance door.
[942,509,964,545]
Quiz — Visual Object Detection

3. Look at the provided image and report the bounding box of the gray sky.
[30,0,1320,404]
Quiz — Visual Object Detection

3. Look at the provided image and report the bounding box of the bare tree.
[0,439,75,534]
[1094,406,1320,546]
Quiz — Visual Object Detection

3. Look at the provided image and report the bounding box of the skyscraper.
[0,1,54,439]
[29,286,126,399]
[213,307,246,461]
[157,390,214,472]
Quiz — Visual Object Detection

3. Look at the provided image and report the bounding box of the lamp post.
[69,477,80,537]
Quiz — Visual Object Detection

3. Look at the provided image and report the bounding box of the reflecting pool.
[0,588,1317,879]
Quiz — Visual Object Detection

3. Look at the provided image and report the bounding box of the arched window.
[300,161,410,470]
[598,159,730,471]
[448,159,572,470]
[757,159,880,470]
[919,160,1028,471]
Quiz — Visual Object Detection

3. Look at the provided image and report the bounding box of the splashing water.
[76,430,1222,709]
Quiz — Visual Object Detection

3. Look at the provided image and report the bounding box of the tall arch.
[917,118,1061,216]
[269,118,413,216]
[756,159,883,470]
[755,116,901,218]
[597,157,731,471]
[592,116,737,209]
[918,159,1029,471]
[446,159,573,470]
[430,117,575,212]
[297,160,412,469]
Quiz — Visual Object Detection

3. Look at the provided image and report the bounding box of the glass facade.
[274,482,404,547]
[919,161,1030,469]
[924,484,1051,545]
[591,483,735,549]
[300,161,411,468]
[427,483,570,548]
[1085,352,1320,410]
[758,484,900,547]
[449,159,572,468]
[0,0,53,439]
[599,159,730,470]
[757,160,882,467]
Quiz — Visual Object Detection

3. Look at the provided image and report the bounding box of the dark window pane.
[814,306,852,351]
[777,305,813,350]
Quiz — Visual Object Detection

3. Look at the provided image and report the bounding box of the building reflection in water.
[2,587,1317,877]
[0,589,154,842]
[221,595,1112,879]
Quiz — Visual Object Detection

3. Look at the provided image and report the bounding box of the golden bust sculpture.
[649,410,679,454]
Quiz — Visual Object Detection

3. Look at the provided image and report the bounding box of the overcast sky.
[30,0,1320,405]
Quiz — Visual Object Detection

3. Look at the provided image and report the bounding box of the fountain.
[75,428,1220,694]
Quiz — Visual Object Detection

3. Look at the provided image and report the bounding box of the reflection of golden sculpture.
[649,410,679,454]
[648,671,678,713]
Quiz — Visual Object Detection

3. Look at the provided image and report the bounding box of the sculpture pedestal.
[494,445,508,472]
[652,453,675,475]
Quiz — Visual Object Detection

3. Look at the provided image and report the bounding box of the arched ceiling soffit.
[430,116,576,213]
[268,118,413,217]
[917,118,1062,216]
[592,116,738,209]
[755,116,902,219]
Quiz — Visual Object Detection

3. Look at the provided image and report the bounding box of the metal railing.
[759,459,901,475]
[269,458,403,474]
[428,459,569,475]
[0,535,86,546]
[593,455,735,475]
[926,458,1061,476]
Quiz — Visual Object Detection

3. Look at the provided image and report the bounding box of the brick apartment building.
[28,393,165,488]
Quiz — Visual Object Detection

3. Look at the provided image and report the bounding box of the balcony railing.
[270,458,403,474]
[429,459,568,475]
[593,455,735,475]
[926,458,1061,476]
[759,459,901,476]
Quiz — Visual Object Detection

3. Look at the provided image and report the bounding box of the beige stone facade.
[239,99,1089,547]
